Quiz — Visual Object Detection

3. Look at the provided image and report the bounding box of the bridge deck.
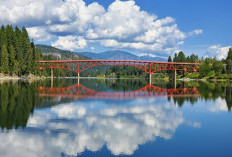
[38,59,201,65]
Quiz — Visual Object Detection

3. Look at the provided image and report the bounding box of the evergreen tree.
[21,27,31,74]
[177,51,186,62]
[1,44,9,74]
[0,25,42,76]
[212,60,224,75]
[173,53,178,62]
[5,25,16,49]
[168,56,172,62]
[0,25,6,62]
[15,26,24,75]
[27,47,34,73]
[9,45,18,74]
[189,54,199,63]
[199,58,212,77]
[168,56,173,79]
[226,48,232,74]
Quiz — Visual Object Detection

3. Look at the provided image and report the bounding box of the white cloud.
[90,47,95,51]
[207,45,231,60]
[27,27,53,42]
[51,36,87,51]
[207,98,229,112]
[0,0,59,25]
[0,0,201,54]
[188,29,203,36]
[138,53,167,59]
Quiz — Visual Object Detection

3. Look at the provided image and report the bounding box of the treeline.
[168,49,232,79]
[105,65,148,78]
[170,51,200,63]
[0,25,41,76]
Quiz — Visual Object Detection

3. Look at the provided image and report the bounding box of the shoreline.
[0,73,42,80]
[0,75,231,82]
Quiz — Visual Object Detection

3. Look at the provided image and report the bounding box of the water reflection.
[39,83,200,99]
[171,81,232,110]
[14,100,182,156]
[0,80,41,130]
[0,79,231,131]
[0,79,232,157]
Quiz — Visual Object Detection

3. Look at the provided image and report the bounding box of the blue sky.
[0,0,231,59]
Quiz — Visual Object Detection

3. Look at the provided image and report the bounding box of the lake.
[0,78,232,157]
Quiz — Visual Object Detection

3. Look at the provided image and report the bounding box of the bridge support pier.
[78,73,80,84]
[149,73,152,85]
[173,70,176,88]
[40,69,42,79]
[51,68,53,88]
[51,68,53,79]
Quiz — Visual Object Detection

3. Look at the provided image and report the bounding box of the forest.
[0,25,42,76]
[168,50,232,79]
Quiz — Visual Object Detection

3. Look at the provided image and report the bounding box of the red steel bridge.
[39,83,200,99]
[38,60,201,81]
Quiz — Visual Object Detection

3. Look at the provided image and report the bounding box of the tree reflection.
[172,81,232,110]
[0,81,41,130]
[0,79,231,131]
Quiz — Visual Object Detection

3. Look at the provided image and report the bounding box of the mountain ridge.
[36,44,89,60]
[36,44,167,61]
[77,50,167,61]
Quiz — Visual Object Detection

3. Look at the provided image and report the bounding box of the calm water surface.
[0,79,232,157]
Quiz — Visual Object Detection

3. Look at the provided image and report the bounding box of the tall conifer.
[226,48,232,74]
[1,44,9,74]
[9,45,17,74]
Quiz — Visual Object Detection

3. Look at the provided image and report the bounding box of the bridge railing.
[37,59,201,74]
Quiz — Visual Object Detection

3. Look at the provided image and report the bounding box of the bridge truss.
[38,60,201,74]
[39,83,200,99]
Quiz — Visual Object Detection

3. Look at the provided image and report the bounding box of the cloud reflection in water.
[0,98,184,157]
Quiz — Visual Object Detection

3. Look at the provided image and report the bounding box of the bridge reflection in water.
[39,83,200,99]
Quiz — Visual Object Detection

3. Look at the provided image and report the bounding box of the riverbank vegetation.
[168,50,232,80]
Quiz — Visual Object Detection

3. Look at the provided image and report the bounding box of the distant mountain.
[78,50,167,61]
[36,45,89,60]
[137,54,167,62]
[36,45,167,61]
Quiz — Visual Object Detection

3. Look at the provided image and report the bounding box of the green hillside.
[36,44,89,60]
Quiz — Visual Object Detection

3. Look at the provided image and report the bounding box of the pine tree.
[15,26,24,76]
[168,56,172,62]
[189,54,199,63]
[34,48,41,75]
[0,26,6,62]
[168,56,173,79]
[21,27,31,74]
[5,25,16,49]
[9,45,18,74]
[212,60,224,75]
[177,51,186,62]
[173,53,178,62]
[226,48,232,74]
[27,47,34,74]
[1,44,9,74]
[0,25,42,76]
